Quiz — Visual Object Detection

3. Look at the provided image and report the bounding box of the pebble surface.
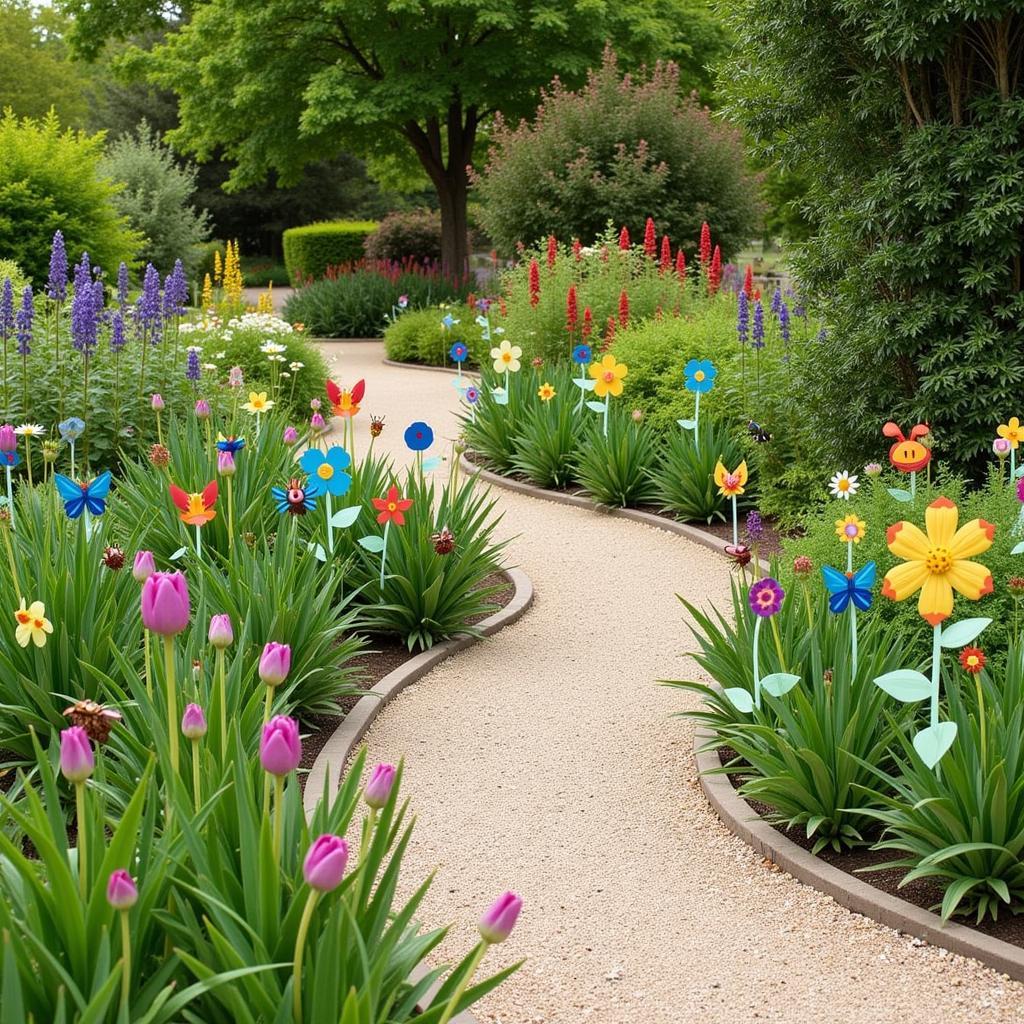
[317,341,1024,1023]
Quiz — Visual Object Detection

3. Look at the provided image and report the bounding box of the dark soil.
[464,451,786,557]
[718,746,1024,947]
[298,571,514,776]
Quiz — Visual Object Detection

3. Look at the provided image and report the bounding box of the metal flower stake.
[490,340,521,407]
[882,421,931,502]
[714,459,748,546]
[299,444,355,556]
[873,497,994,768]
[571,343,594,413]
[585,354,628,436]
[362,485,413,587]
[169,480,218,560]
[823,513,874,676]
[679,359,716,446]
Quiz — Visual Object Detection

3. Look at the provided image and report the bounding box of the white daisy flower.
[829,470,859,500]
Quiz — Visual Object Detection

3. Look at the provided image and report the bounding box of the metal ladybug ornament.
[882,421,931,473]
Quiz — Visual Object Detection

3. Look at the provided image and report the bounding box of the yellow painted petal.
[489,347,501,360]
[736,461,749,487]
[882,560,928,601]
[15,624,30,647]
[28,601,45,618]
[947,559,994,601]
[918,574,954,625]
[924,497,958,549]
[950,518,995,560]
[714,461,726,487]
[613,362,628,379]
[607,378,623,397]
[886,520,930,560]
[588,362,601,380]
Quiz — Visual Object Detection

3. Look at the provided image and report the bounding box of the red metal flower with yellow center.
[326,378,365,418]
[959,647,986,674]
[881,497,994,625]
[371,485,413,527]
[170,481,219,526]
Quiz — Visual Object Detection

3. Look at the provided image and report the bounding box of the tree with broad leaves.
[59,0,728,275]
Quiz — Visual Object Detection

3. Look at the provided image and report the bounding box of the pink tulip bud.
[478,891,522,944]
[303,835,349,891]
[132,550,156,583]
[310,398,321,411]
[310,412,325,433]
[0,424,15,452]
[364,763,396,809]
[140,571,190,636]
[106,869,138,910]
[151,393,165,411]
[217,450,236,477]
[258,641,291,687]
[195,399,211,420]
[60,726,94,784]
[283,425,298,444]
[260,715,301,776]
[208,613,233,649]
[181,703,207,740]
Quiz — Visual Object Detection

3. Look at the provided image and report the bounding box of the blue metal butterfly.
[821,562,876,614]
[54,471,113,519]
[216,435,246,454]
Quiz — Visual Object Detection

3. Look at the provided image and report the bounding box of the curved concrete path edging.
[462,458,1024,983]
[304,565,534,814]
[694,727,1024,981]
[302,565,532,1023]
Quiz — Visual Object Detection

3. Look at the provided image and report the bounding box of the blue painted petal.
[299,449,324,473]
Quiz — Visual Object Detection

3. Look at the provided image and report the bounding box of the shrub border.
[462,460,1024,981]
[303,565,533,1021]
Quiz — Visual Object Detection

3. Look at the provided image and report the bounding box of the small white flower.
[214,351,226,359]
[289,361,304,371]
[829,470,859,500]
[14,423,45,437]
[202,363,218,371]
[280,371,291,378]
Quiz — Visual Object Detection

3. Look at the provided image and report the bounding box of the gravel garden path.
[318,341,1024,1024]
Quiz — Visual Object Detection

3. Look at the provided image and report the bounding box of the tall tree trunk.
[402,101,477,278]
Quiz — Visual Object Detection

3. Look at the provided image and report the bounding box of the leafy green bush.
[99,120,211,277]
[284,265,472,339]
[0,109,142,283]
[383,302,495,366]
[282,220,378,282]
[364,208,442,262]
[574,410,659,508]
[862,652,1024,922]
[652,420,751,523]
[240,255,289,287]
[459,369,536,474]
[0,258,28,290]
[471,48,761,257]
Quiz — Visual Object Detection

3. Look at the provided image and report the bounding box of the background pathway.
[317,341,1024,1023]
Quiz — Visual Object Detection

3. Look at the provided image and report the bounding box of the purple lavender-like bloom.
[817,327,828,343]
[752,300,765,350]
[736,289,749,346]
[15,286,33,356]
[0,278,13,341]
[117,262,130,308]
[164,260,188,317]
[186,348,201,382]
[110,310,126,353]
[48,230,68,302]
[778,300,791,344]
[746,510,764,542]
[770,287,781,315]
[71,254,98,354]
[139,264,163,344]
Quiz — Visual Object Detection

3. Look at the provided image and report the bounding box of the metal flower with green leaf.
[874,497,995,768]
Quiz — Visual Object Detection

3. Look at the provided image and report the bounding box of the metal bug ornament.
[882,422,931,501]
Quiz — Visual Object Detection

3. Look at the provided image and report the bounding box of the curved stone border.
[303,565,532,1023]
[304,566,534,815]
[460,458,1024,981]
[382,357,481,377]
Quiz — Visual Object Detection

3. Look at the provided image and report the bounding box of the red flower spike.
[582,307,593,340]
[699,222,711,268]
[618,226,630,250]
[572,238,582,261]
[659,235,671,273]
[546,235,557,270]
[643,217,656,258]
[675,249,686,282]
[709,245,722,296]
[743,264,753,296]
[528,259,540,307]
[605,316,616,343]
[566,285,578,335]
[618,290,629,330]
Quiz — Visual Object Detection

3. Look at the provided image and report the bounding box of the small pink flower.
[181,703,207,740]
[106,870,138,910]
[303,835,349,891]
[479,892,522,944]
[60,726,94,783]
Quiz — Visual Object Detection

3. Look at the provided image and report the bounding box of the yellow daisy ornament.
[490,340,522,376]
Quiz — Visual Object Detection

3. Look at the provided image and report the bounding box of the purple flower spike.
[752,300,765,350]
[48,231,68,302]
[15,286,33,356]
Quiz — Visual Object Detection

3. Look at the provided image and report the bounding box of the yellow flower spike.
[882,497,995,625]
[714,459,748,498]
[997,416,1023,449]
[835,514,866,544]
[14,599,52,648]
[589,354,628,398]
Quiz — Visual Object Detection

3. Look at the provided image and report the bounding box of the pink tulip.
[140,571,190,636]
[310,412,325,433]
[478,892,522,944]
[181,703,207,740]
[151,393,165,411]
[132,550,156,583]
[106,870,138,910]
[208,613,233,649]
[60,726,94,784]
[260,715,301,776]
[258,642,291,687]
[217,450,236,477]
[195,399,211,420]
[303,835,349,891]
[364,763,396,809]
[0,424,15,452]
[283,425,298,444]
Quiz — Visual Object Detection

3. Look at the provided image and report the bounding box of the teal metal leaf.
[874,669,931,703]
[724,687,754,713]
[760,672,800,697]
[677,419,697,430]
[357,535,385,553]
[585,400,606,413]
[329,506,360,529]
[939,617,991,649]
[913,722,958,768]
[887,487,913,502]
[421,455,443,472]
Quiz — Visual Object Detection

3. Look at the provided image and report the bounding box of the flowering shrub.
[363,208,443,262]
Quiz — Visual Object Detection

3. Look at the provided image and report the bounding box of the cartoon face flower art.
[298,446,352,497]
[272,477,321,516]
[882,497,994,625]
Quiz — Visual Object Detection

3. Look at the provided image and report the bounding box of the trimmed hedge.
[282,220,378,282]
